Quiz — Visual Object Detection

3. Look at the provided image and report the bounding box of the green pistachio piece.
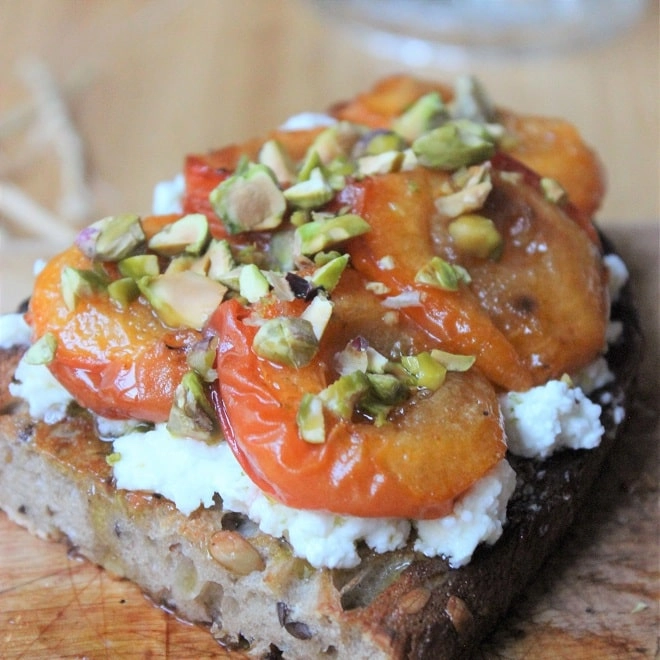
[451,75,496,123]
[318,370,370,420]
[305,121,362,166]
[269,229,296,271]
[415,256,471,291]
[393,92,449,143]
[167,371,219,443]
[24,332,57,365]
[353,130,407,157]
[448,214,503,259]
[75,213,145,262]
[118,254,160,279]
[401,352,447,390]
[296,393,326,444]
[165,255,197,274]
[366,372,409,404]
[310,253,349,292]
[412,119,496,171]
[107,277,140,308]
[148,213,210,256]
[357,151,405,177]
[252,316,319,368]
[60,266,107,311]
[540,177,568,205]
[209,163,286,234]
[300,293,334,340]
[204,238,236,280]
[258,139,297,186]
[137,271,228,330]
[239,263,270,303]
[187,336,219,382]
[430,348,476,372]
[294,213,370,256]
[283,168,334,210]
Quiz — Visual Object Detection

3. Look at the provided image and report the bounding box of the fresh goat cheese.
[414,459,516,568]
[9,355,73,424]
[501,379,604,459]
[0,313,32,348]
[152,173,185,215]
[111,424,516,570]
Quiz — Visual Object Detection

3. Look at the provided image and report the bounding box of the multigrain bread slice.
[0,238,641,660]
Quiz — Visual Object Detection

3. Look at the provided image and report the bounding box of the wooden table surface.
[0,1,658,658]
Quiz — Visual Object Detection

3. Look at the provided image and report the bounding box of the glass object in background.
[311,0,650,64]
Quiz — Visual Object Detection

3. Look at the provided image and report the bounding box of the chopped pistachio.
[294,213,370,256]
[60,266,107,311]
[75,213,145,262]
[296,393,326,444]
[205,239,236,280]
[401,352,447,390]
[210,163,286,234]
[415,256,471,291]
[165,255,197,274]
[305,121,362,165]
[289,209,310,227]
[118,254,160,279]
[412,119,496,171]
[353,129,406,157]
[283,168,334,210]
[24,332,57,365]
[540,177,568,205]
[187,336,219,382]
[451,75,496,124]
[167,371,219,443]
[435,178,493,218]
[318,371,370,420]
[297,149,323,183]
[107,277,140,308]
[393,92,449,142]
[137,271,228,330]
[252,316,319,368]
[239,263,270,303]
[448,214,503,259]
[148,213,210,256]
[430,349,476,372]
[300,293,334,340]
[258,139,297,186]
[310,253,349,292]
[357,151,405,177]
[366,372,409,404]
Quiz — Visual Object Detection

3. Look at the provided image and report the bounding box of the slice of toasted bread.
[0,235,641,659]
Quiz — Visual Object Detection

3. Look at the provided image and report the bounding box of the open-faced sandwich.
[0,75,642,659]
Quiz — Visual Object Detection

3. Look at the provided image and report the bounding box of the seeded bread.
[0,236,641,659]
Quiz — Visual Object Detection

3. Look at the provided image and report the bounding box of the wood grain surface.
[0,1,658,657]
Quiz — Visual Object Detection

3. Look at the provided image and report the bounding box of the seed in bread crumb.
[208,530,265,575]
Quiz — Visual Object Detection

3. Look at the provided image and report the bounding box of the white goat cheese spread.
[501,379,604,459]
[110,423,514,569]
[0,312,32,348]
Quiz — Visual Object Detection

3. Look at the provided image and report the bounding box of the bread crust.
[0,240,642,659]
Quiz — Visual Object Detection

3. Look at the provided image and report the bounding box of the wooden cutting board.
[0,227,658,658]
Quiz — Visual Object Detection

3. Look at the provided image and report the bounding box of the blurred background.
[0,0,657,308]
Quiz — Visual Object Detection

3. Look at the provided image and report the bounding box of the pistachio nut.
[252,316,319,368]
[75,213,145,262]
[412,119,496,171]
[210,163,286,234]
